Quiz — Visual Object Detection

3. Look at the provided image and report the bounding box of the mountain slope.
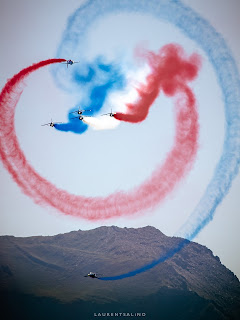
[0,226,239,319]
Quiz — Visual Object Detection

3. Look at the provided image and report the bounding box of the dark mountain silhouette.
[0,226,239,319]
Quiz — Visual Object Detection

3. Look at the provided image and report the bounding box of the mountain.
[0,226,239,319]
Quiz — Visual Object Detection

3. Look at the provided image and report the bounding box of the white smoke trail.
[82,115,120,130]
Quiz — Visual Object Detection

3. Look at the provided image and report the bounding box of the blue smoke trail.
[54,120,88,134]
[54,57,125,134]
[54,0,240,280]
[99,238,189,280]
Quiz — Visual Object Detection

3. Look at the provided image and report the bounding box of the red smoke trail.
[0,59,66,200]
[114,44,201,122]
[0,50,200,221]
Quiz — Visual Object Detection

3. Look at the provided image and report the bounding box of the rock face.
[0,226,239,319]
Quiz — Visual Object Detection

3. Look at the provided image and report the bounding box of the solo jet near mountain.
[84,272,102,279]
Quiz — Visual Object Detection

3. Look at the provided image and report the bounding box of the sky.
[0,0,240,279]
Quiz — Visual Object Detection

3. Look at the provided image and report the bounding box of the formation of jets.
[42,61,116,127]
[42,108,116,127]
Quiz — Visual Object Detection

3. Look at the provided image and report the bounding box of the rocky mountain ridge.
[0,226,239,319]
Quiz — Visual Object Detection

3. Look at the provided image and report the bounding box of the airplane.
[84,272,102,279]
[62,59,80,68]
[69,108,91,115]
[70,115,84,121]
[101,109,116,117]
[41,120,63,127]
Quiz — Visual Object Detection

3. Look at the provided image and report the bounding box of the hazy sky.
[0,0,240,279]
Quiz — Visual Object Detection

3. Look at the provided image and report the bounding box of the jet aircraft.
[69,108,91,115]
[84,272,102,279]
[41,120,62,127]
[101,109,116,117]
[70,115,84,121]
[62,60,80,68]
